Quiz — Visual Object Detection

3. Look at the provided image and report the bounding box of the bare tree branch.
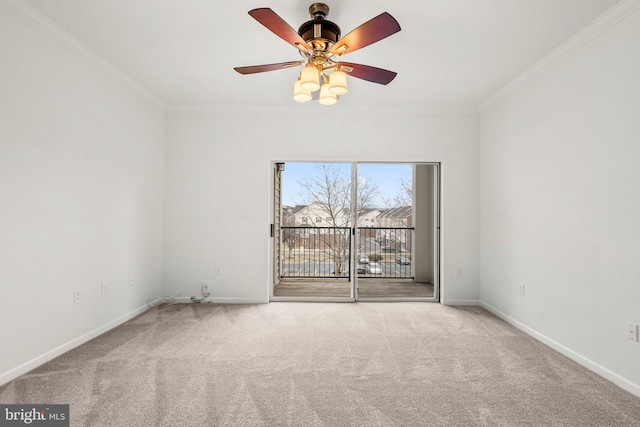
[293,163,380,275]
[381,169,413,208]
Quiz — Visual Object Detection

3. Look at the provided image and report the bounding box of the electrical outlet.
[129,275,134,286]
[101,281,108,296]
[455,268,463,278]
[202,282,210,295]
[519,283,525,296]
[74,291,81,304]
[627,323,639,342]
[215,266,222,275]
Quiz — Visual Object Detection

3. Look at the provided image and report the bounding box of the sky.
[281,162,412,208]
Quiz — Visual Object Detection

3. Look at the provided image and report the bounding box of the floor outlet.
[627,323,639,342]
[74,291,81,304]
[202,282,210,296]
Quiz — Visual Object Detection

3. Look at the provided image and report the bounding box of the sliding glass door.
[355,163,439,300]
[272,161,439,301]
[274,162,354,298]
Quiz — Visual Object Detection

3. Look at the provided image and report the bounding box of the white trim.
[357,298,438,303]
[441,299,481,306]
[168,105,478,116]
[270,297,355,303]
[479,0,640,112]
[480,301,640,399]
[0,0,166,108]
[0,302,153,387]
[172,297,269,304]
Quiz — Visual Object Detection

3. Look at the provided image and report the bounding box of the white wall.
[165,108,480,304]
[0,7,166,383]
[479,8,640,394]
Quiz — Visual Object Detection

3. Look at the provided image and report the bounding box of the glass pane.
[274,161,438,300]
[356,163,436,299]
[355,163,413,279]
[276,162,353,298]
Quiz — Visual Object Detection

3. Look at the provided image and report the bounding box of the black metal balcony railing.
[281,227,351,279]
[357,227,413,279]
[280,227,413,279]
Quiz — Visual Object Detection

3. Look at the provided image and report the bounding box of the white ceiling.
[22,0,621,108]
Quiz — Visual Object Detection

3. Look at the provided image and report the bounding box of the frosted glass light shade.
[319,82,337,105]
[329,70,348,95]
[300,64,320,91]
[293,80,312,102]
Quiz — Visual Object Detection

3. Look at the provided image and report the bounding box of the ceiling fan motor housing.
[298,3,341,54]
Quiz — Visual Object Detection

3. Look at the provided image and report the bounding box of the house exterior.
[291,202,349,227]
[283,202,350,251]
[374,206,413,252]
[283,203,413,252]
[357,208,383,227]
[376,206,413,228]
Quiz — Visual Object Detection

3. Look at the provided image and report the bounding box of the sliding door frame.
[354,162,440,302]
[270,160,356,302]
[269,160,440,303]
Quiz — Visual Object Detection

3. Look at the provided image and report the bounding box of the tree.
[382,167,413,208]
[281,207,297,253]
[395,175,413,207]
[369,253,383,262]
[295,163,380,276]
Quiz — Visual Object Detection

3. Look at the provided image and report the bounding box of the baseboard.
[441,299,481,306]
[480,301,640,399]
[172,296,269,304]
[0,302,153,387]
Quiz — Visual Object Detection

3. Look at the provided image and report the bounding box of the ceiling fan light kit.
[300,63,321,91]
[328,69,348,95]
[319,81,338,105]
[293,79,312,102]
[234,3,401,106]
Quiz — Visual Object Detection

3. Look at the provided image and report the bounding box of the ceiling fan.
[234,3,401,105]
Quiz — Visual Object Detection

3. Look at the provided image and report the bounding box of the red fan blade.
[234,61,303,75]
[248,8,311,53]
[339,62,397,85]
[330,12,401,57]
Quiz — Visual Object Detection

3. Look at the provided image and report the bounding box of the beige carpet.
[1,303,639,426]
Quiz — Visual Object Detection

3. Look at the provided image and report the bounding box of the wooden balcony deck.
[273,279,435,299]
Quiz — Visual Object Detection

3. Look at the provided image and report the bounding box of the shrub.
[369,253,383,262]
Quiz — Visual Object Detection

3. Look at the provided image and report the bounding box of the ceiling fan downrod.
[308,3,330,20]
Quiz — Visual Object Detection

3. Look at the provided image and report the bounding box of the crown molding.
[479,0,640,112]
[1,0,166,109]
[167,105,478,116]
[14,0,631,115]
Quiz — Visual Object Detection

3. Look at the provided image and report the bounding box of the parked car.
[358,254,370,264]
[356,264,368,274]
[368,262,383,275]
[396,256,411,265]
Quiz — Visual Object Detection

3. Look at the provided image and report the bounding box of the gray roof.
[291,205,307,214]
[288,204,411,219]
[376,206,412,219]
